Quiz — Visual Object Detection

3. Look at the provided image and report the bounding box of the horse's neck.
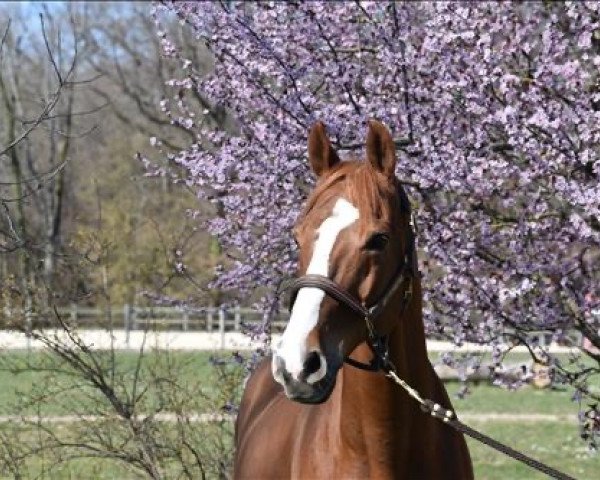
[336,277,432,449]
[388,277,431,386]
[326,280,472,480]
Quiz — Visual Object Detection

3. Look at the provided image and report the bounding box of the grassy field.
[465,421,595,480]
[0,350,598,479]
[1,423,594,480]
[0,350,220,416]
[0,350,595,416]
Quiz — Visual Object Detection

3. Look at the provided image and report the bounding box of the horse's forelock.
[302,161,401,225]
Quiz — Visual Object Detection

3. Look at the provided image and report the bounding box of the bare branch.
[0,160,67,186]
[0,19,10,58]
[0,89,62,157]
[39,13,62,84]
[21,101,109,123]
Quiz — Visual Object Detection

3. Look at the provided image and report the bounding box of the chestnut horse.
[234,120,473,479]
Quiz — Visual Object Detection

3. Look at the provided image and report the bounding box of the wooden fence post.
[183,310,189,331]
[234,305,241,331]
[219,307,225,349]
[207,307,213,332]
[123,304,131,347]
[70,303,78,325]
[132,305,138,331]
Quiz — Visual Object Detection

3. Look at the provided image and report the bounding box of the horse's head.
[272,120,413,404]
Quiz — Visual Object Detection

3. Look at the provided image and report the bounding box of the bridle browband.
[285,183,418,371]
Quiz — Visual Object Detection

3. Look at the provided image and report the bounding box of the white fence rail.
[52,304,289,335]
[1,304,586,351]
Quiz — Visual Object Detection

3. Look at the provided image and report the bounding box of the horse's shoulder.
[236,357,282,435]
[242,356,280,404]
[235,357,297,478]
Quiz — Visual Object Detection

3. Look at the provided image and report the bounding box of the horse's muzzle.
[272,354,339,404]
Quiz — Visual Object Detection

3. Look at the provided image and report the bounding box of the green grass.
[6,452,143,480]
[1,350,594,416]
[0,350,226,416]
[2,422,596,480]
[467,421,598,480]
[4,424,596,480]
[0,350,237,479]
[0,350,598,479]
[0,421,233,480]
[445,383,579,415]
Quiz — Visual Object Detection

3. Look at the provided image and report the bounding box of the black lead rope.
[378,358,577,480]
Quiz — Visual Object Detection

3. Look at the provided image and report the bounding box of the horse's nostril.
[303,351,322,377]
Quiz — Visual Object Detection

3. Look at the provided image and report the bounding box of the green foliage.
[69,131,220,307]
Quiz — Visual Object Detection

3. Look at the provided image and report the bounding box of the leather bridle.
[285,209,418,371]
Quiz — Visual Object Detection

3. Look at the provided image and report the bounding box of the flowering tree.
[153,1,599,440]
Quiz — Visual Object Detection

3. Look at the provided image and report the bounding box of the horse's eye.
[364,233,389,252]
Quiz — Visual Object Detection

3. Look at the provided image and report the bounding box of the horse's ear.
[308,121,340,177]
[366,119,396,178]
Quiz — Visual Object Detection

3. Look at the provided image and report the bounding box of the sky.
[0,1,140,26]
[1,1,142,52]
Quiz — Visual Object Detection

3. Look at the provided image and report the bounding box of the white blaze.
[274,198,359,382]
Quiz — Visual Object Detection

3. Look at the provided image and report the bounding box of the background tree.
[74,1,234,308]
[0,4,91,327]
[0,2,229,325]
[0,3,238,477]
[156,1,600,439]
